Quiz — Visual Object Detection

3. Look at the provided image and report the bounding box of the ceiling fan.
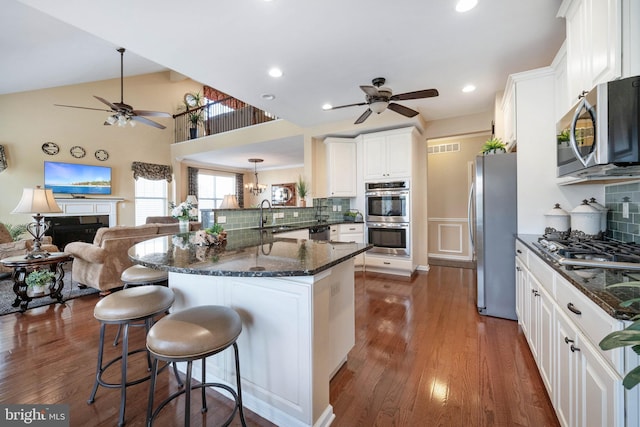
[55,48,171,129]
[326,77,439,124]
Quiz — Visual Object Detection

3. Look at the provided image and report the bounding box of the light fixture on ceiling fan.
[245,158,267,196]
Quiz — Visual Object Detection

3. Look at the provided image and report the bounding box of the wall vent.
[428,142,460,154]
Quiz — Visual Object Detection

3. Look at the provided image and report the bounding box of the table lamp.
[11,186,62,258]
[219,194,239,209]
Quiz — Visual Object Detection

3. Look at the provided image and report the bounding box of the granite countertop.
[518,234,640,320]
[128,227,372,278]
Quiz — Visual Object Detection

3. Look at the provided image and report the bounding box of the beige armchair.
[0,223,59,273]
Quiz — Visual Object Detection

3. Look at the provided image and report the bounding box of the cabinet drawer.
[338,223,364,234]
[555,276,624,374]
[528,252,554,296]
[515,240,527,266]
[365,255,413,276]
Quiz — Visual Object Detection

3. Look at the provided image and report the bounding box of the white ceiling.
[3,0,565,169]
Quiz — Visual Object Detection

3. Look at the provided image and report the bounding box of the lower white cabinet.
[334,223,364,268]
[275,229,309,240]
[515,242,629,427]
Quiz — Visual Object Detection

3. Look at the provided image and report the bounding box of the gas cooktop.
[535,236,640,270]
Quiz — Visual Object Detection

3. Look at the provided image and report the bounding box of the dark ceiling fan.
[54,48,171,129]
[325,77,439,124]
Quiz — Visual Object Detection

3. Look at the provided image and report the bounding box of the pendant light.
[245,158,267,196]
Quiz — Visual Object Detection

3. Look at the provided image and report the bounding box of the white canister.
[588,197,608,233]
[544,203,570,235]
[570,200,601,238]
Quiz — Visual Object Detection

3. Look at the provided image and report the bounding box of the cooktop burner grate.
[536,236,640,269]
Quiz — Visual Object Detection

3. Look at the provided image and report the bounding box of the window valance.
[131,162,172,182]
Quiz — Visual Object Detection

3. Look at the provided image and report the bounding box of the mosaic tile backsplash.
[201,198,354,230]
[605,181,640,243]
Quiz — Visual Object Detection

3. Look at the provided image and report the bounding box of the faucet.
[259,199,272,229]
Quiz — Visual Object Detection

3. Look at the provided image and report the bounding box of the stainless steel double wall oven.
[365,181,410,257]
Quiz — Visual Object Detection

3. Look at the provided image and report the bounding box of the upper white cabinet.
[362,128,414,181]
[556,0,640,108]
[325,137,357,197]
[501,80,517,148]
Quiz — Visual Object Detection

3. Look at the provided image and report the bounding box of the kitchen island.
[128,229,371,427]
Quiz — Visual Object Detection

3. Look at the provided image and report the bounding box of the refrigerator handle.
[467,182,475,253]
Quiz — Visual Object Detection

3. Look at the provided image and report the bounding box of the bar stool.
[146,305,247,427]
[88,285,176,427]
[113,265,169,346]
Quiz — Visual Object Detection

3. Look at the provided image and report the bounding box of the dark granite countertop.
[257,220,364,233]
[128,228,372,278]
[518,234,640,321]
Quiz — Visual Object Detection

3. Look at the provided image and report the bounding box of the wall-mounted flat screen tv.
[44,161,112,195]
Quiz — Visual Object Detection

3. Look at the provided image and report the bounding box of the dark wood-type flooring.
[0,266,559,426]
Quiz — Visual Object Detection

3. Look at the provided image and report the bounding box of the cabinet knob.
[516,249,522,254]
[567,302,582,316]
[516,266,521,271]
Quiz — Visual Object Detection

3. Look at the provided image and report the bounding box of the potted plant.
[480,137,507,155]
[599,283,640,389]
[188,111,204,139]
[26,269,55,295]
[296,176,308,207]
[181,92,204,139]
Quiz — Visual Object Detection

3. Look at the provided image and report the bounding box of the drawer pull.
[516,249,522,254]
[567,302,582,315]
[532,290,540,297]
[570,344,581,353]
[564,337,574,344]
[383,262,391,265]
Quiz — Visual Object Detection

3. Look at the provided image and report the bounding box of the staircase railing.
[173,97,278,142]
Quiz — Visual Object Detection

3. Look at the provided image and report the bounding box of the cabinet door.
[527,275,540,360]
[579,337,623,427]
[327,140,357,197]
[586,0,621,88]
[515,257,527,330]
[363,135,387,180]
[555,310,578,427]
[538,285,555,397]
[385,133,412,178]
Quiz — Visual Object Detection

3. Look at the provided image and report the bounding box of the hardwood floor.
[0,266,558,426]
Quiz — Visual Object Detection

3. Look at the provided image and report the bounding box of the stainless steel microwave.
[557,75,640,177]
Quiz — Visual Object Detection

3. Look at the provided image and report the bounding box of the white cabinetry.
[275,229,309,240]
[516,242,628,427]
[336,223,364,268]
[325,137,357,197]
[362,131,412,181]
[501,82,517,147]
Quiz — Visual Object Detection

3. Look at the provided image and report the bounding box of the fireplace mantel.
[52,198,124,226]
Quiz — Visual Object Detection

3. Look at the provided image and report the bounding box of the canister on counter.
[544,203,570,239]
[588,197,608,235]
[570,200,601,239]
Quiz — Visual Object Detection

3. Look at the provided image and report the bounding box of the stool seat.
[94,286,174,323]
[121,265,168,285]
[147,305,242,359]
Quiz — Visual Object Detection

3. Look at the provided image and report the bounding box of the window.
[198,172,236,211]
[134,178,168,225]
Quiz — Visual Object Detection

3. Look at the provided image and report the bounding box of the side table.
[0,252,73,312]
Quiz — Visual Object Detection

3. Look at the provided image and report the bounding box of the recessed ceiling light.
[456,0,478,12]
[462,84,476,93]
[322,104,332,110]
[268,68,283,78]
[261,93,276,100]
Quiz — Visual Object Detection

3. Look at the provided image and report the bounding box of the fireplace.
[45,215,109,250]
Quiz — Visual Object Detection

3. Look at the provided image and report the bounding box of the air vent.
[428,142,460,154]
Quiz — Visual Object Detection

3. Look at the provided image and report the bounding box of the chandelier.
[245,158,267,196]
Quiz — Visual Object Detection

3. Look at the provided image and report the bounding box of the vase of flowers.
[170,201,194,233]
[26,269,55,295]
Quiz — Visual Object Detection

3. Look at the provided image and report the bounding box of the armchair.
[0,223,59,273]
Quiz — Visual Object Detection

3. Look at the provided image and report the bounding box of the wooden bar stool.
[146,305,247,427]
[88,285,175,427]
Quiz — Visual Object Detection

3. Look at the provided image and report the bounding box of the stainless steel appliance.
[366,222,410,257]
[469,153,517,320]
[309,224,330,241]
[557,75,640,177]
[365,181,409,223]
[535,237,640,271]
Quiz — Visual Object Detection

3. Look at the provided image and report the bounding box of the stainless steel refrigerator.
[469,153,517,320]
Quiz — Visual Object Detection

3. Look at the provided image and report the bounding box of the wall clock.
[95,149,109,161]
[41,142,60,156]
[70,146,86,159]
[184,93,199,108]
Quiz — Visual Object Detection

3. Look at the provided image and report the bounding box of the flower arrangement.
[170,201,194,221]
[26,269,55,291]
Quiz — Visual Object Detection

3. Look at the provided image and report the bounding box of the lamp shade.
[219,194,240,209]
[186,195,198,205]
[370,100,388,114]
[12,187,62,214]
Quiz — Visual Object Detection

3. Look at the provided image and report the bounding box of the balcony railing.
[173,97,278,143]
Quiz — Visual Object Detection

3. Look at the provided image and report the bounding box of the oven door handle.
[366,223,409,229]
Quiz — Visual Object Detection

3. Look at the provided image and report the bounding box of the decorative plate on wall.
[95,149,109,161]
[41,142,60,155]
[70,145,86,159]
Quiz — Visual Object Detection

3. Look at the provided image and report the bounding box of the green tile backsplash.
[605,180,640,243]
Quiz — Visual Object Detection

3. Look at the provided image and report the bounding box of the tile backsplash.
[605,181,640,242]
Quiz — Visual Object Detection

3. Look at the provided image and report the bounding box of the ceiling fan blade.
[132,110,172,118]
[360,85,378,97]
[327,101,368,110]
[390,89,439,101]
[354,108,372,124]
[94,95,119,111]
[131,115,167,129]
[388,102,419,118]
[54,104,113,113]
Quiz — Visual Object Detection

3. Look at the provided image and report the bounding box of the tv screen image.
[44,161,112,195]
